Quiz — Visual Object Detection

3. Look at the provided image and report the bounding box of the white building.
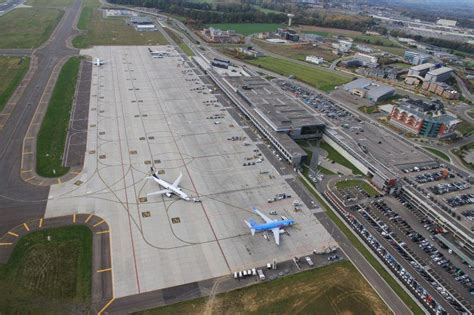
[354,53,378,65]
[305,55,324,65]
[436,19,457,27]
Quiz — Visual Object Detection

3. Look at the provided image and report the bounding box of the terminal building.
[216,76,325,165]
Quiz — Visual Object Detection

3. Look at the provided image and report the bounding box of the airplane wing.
[147,189,170,197]
[172,173,183,188]
[253,207,273,224]
[271,228,280,245]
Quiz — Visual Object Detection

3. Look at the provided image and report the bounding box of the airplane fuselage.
[151,175,189,200]
[253,220,294,232]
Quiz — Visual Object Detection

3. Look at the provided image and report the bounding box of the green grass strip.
[422,147,450,162]
[0,57,30,112]
[36,57,80,177]
[319,142,364,175]
[335,179,379,197]
[298,175,424,315]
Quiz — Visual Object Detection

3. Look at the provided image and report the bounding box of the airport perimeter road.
[0,0,81,235]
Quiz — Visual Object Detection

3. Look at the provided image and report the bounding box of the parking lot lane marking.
[39,218,43,228]
[93,219,105,227]
[23,223,30,232]
[97,268,112,273]
[98,297,115,315]
[85,213,94,223]
[73,213,76,223]
[96,230,110,235]
[7,231,18,237]
[0,243,13,246]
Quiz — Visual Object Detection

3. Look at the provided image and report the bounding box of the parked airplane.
[148,47,169,58]
[89,58,105,66]
[148,167,195,201]
[244,207,295,245]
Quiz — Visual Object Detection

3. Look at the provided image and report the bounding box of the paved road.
[0,0,25,16]
[454,74,474,103]
[0,0,80,236]
[0,49,33,56]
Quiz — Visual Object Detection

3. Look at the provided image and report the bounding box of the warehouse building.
[404,51,430,65]
[425,66,453,83]
[343,78,396,102]
[407,63,436,78]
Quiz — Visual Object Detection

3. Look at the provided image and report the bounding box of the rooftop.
[427,66,453,76]
[410,63,435,71]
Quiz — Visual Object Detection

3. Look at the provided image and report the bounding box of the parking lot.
[44,46,336,298]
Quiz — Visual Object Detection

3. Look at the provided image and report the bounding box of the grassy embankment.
[246,56,352,92]
[0,57,30,111]
[164,28,194,56]
[298,176,425,315]
[36,57,80,177]
[73,0,167,48]
[452,142,474,171]
[207,23,282,36]
[422,147,450,161]
[0,226,92,313]
[335,179,379,197]
[0,7,63,48]
[134,260,391,315]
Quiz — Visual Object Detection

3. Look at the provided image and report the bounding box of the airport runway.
[0,0,82,236]
[0,0,25,16]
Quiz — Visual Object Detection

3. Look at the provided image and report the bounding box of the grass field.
[207,23,282,36]
[36,57,80,177]
[247,56,352,92]
[320,142,363,175]
[452,142,474,171]
[0,225,92,313]
[336,179,379,197]
[164,28,194,56]
[297,25,362,38]
[73,0,167,48]
[0,8,63,48]
[254,39,339,62]
[0,56,30,111]
[298,177,424,315]
[354,35,401,48]
[422,147,450,161]
[135,260,390,315]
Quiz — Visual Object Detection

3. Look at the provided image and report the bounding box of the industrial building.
[354,53,378,66]
[211,58,230,69]
[436,19,457,27]
[201,27,241,43]
[404,50,430,65]
[407,63,436,78]
[343,78,396,102]
[129,16,156,31]
[424,67,453,83]
[389,99,460,138]
[237,47,263,58]
[276,28,300,42]
[305,55,324,65]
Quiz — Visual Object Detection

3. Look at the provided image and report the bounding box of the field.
[422,147,450,161]
[26,0,74,7]
[0,226,92,313]
[135,261,390,315]
[336,179,379,197]
[36,57,80,177]
[354,35,401,48]
[254,39,339,62]
[0,56,30,111]
[207,23,283,36]
[298,176,424,315]
[73,0,167,48]
[297,25,362,38]
[246,56,352,92]
[320,142,363,175]
[452,142,474,171]
[164,28,194,56]
[0,8,63,48]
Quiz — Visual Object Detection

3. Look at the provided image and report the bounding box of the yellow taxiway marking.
[0,242,13,246]
[8,231,19,237]
[98,297,115,315]
[93,220,105,227]
[73,213,76,223]
[85,213,94,223]
[39,218,43,228]
[96,230,110,235]
[23,223,30,232]
[97,268,112,273]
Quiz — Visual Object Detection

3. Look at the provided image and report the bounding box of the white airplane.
[245,208,295,246]
[148,167,195,201]
[89,58,106,66]
[148,47,169,58]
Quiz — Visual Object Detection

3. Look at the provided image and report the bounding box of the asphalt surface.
[0,0,24,16]
[0,0,80,235]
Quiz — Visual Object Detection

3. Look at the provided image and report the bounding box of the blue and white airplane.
[245,207,295,245]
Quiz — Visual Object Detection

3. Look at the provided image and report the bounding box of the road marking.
[98,297,115,315]
[93,220,105,227]
[73,213,76,223]
[85,213,94,223]
[96,230,110,235]
[23,223,30,232]
[24,176,34,181]
[8,231,19,237]
[21,169,32,173]
[22,151,33,155]
[39,218,43,228]
[0,242,13,246]
[97,268,112,273]
[57,178,61,184]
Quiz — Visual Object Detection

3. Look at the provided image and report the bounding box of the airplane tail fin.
[244,220,256,236]
[150,167,159,179]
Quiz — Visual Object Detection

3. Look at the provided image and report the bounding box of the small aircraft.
[245,207,295,246]
[147,167,194,201]
[89,58,106,66]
